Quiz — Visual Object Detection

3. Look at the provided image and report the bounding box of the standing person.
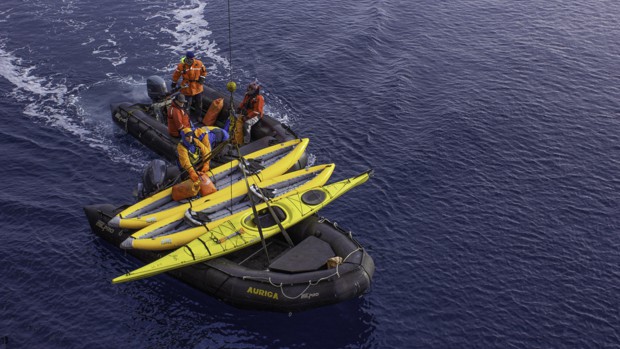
[237,81,264,144]
[177,128,211,182]
[171,51,207,121]
[167,94,193,137]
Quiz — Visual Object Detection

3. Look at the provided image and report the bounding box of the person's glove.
[198,76,205,84]
[201,164,209,172]
[189,171,199,182]
[171,82,177,89]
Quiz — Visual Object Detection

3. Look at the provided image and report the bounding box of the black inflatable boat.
[84,77,374,312]
[84,204,374,312]
[110,76,306,166]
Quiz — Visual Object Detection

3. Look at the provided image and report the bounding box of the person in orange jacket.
[172,51,207,121]
[177,128,211,182]
[237,81,264,144]
[167,94,194,137]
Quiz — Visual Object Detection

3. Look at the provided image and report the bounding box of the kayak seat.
[251,206,287,228]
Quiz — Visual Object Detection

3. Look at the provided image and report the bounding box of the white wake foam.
[161,2,299,124]
[156,0,229,76]
[90,21,127,67]
[0,43,149,171]
[0,0,297,175]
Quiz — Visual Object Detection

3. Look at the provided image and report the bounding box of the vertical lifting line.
[227,0,233,78]
[252,185,294,247]
[225,0,243,257]
[226,0,238,144]
[238,150,271,263]
[223,0,270,262]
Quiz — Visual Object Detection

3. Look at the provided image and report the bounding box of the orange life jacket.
[172,58,207,96]
[239,93,264,119]
[167,103,192,137]
[177,138,211,179]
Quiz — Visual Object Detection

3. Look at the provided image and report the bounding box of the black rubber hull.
[84,204,374,313]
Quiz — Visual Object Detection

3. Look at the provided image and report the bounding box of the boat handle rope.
[242,248,362,299]
[120,106,169,139]
[98,210,114,220]
[318,216,358,244]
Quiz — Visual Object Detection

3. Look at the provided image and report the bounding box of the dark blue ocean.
[2,0,620,347]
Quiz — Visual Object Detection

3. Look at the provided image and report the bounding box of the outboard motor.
[146,76,168,103]
[146,76,171,124]
[136,159,181,199]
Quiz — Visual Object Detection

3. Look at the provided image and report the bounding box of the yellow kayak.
[121,163,335,250]
[112,169,372,284]
[108,138,309,230]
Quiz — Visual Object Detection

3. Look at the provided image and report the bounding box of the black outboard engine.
[146,76,171,124]
[136,159,181,199]
[146,75,168,103]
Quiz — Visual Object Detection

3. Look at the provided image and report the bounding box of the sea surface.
[1,0,620,348]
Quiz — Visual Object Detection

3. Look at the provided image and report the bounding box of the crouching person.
[172,128,216,201]
[177,128,210,180]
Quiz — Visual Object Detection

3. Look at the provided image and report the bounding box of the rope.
[222,0,272,261]
[242,247,363,300]
[227,0,233,79]
[228,150,234,229]
[252,184,294,247]
[225,0,239,146]
[236,142,271,263]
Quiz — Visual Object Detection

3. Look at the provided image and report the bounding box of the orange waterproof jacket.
[167,103,192,137]
[177,138,211,179]
[238,94,264,119]
[172,59,207,96]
